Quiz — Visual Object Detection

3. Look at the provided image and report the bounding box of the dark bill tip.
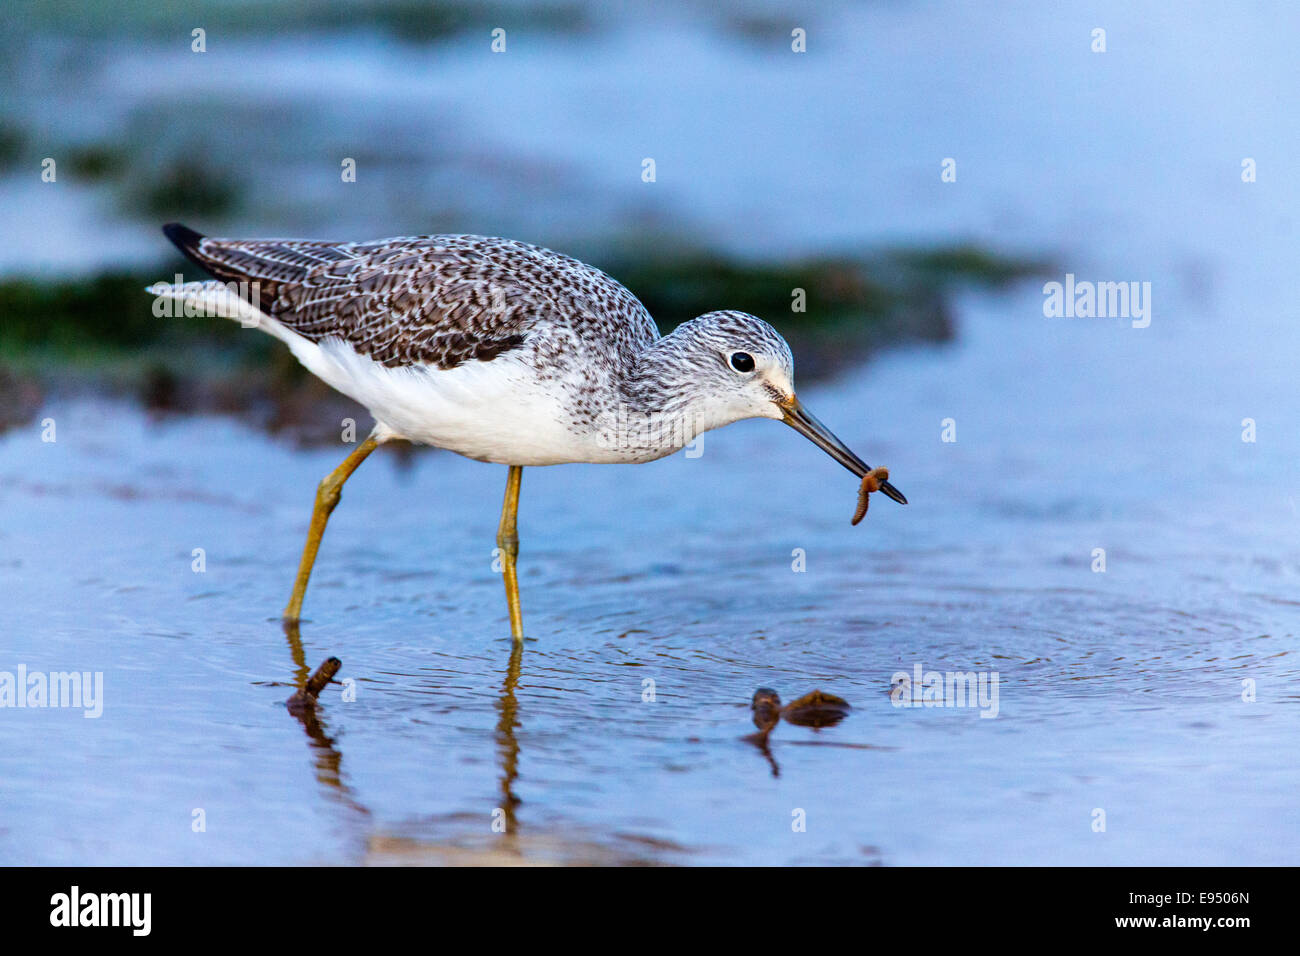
[878,480,908,505]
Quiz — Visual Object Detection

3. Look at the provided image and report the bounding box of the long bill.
[780,397,908,505]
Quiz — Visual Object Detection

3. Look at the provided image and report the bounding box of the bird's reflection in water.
[279,621,526,854]
[744,688,853,778]
[494,638,524,837]
[746,687,784,776]
[281,620,370,818]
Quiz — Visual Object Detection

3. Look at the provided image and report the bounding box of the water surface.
[2,0,1298,864]
[3,265,1296,864]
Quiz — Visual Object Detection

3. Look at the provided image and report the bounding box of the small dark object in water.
[781,689,852,728]
[751,687,783,733]
[745,687,852,776]
[851,466,891,525]
[287,656,341,715]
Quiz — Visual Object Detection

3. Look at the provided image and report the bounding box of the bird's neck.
[618,328,692,416]
[602,328,721,459]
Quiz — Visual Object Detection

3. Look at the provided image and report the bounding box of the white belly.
[292,335,641,465]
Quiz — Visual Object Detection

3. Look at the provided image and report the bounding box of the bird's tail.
[146,223,267,327]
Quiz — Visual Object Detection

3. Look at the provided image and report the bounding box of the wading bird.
[149,224,905,640]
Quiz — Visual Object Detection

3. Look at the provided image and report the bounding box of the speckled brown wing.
[163,224,655,370]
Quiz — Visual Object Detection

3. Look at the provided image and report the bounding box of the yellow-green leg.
[283,435,380,623]
[496,465,525,641]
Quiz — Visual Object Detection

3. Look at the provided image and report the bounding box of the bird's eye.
[729,352,755,373]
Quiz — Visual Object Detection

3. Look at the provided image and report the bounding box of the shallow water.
[3,266,1297,864]
[4,0,1299,864]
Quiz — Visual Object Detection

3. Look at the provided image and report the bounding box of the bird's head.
[667,310,907,505]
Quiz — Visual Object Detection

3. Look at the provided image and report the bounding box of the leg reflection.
[494,638,524,835]
[745,687,783,777]
[281,620,369,817]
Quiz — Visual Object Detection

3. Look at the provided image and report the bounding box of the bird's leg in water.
[283,435,380,622]
[496,465,525,641]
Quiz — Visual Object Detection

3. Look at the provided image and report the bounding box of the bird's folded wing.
[170,232,559,369]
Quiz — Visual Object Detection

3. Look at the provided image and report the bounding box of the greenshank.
[149,224,906,640]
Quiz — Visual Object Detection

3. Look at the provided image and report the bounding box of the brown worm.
[851,467,889,526]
